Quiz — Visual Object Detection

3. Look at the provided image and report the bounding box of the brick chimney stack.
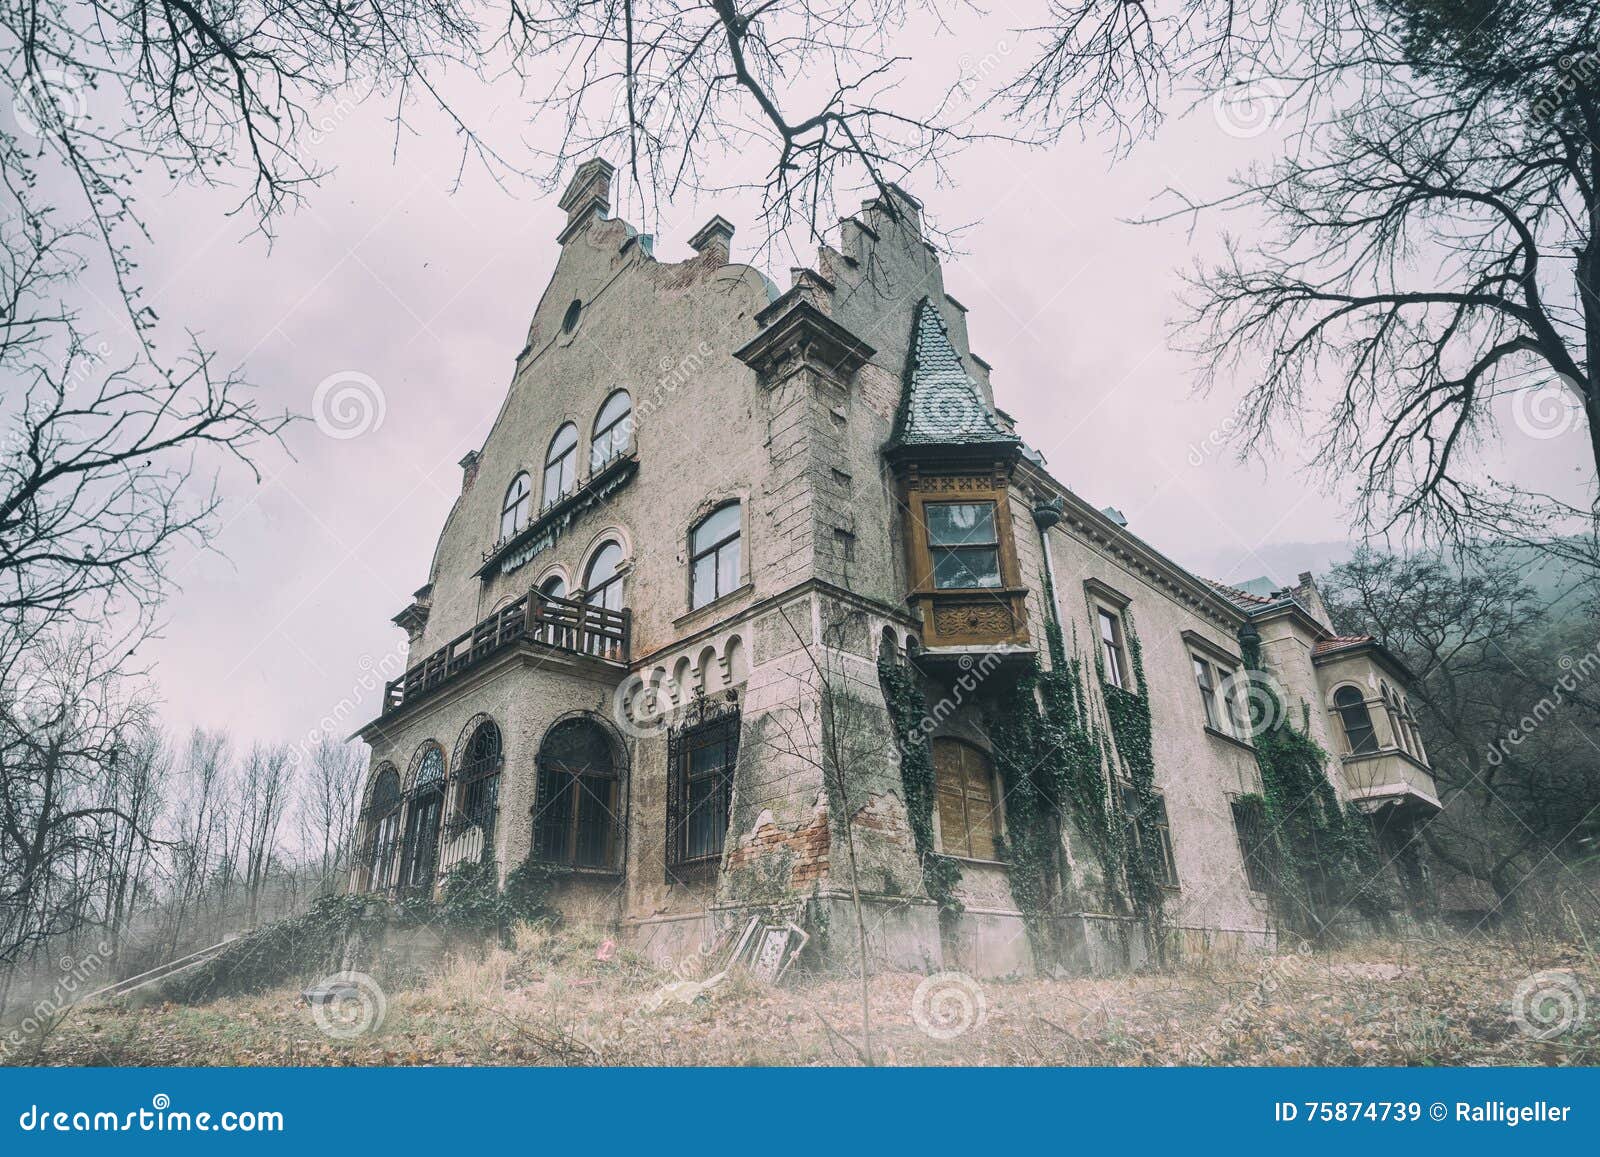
[557,158,616,241]
[688,215,736,263]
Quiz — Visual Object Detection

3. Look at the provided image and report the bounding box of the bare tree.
[0,632,153,994]
[1149,3,1600,562]
[296,739,367,897]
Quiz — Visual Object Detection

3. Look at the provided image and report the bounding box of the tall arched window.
[364,766,402,892]
[931,738,1000,860]
[584,541,625,612]
[534,718,621,869]
[540,574,567,599]
[456,720,502,849]
[402,745,446,891]
[501,473,532,541]
[590,390,633,471]
[1333,686,1379,755]
[544,423,579,506]
[689,503,741,609]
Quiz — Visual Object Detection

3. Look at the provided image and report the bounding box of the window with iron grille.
[449,720,502,856]
[362,765,402,892]
[1121,783,1179,888]
[398,744,446,891]
[533,718,621,869]
[1230,796,1273,893]
[666,695,740,882]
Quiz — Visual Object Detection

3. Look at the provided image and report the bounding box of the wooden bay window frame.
[898,463,1029,649]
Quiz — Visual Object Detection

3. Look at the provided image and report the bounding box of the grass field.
[12,925,1598,1067]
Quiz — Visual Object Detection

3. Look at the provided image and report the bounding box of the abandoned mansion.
[351,160,1440,975]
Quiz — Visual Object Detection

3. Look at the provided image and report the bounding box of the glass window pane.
[716,541,740,597]
[692,504,740,553]
[547,423,577,462]
[586,542,623,588]
[931,546,1001,589]
[926,502,995,547]
[691,554,715,609]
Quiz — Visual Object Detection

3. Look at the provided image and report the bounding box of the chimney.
[458,449,480,493]
[688,215,735,263]
[864,182,924,234]
[557,158,615,240]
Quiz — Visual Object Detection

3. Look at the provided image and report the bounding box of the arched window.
[689,503,741,609]
[456,720,502,847]
[540,574,567,599]
[534,718,621,869]
[544,423,579,506]
[363,766,403,892]
[584,541,625,612]
[931,738,1000,860]
[501,473,532,541]
[590,390,633,471]
[1333,686,1379,755]
[402,745,446,891]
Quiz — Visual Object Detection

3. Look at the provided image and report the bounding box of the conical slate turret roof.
[886,297,1019,454]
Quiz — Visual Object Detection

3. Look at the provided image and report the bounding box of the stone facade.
[352,160,1439,976]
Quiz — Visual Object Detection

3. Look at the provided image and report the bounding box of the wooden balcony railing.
[383,589,630,716]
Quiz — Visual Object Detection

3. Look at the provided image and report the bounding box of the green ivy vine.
[1239,631,1397,942]
[876,656,963,916]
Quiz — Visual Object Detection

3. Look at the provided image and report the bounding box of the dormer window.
[500,473,532,541]
[544,423,578,506]
[926,501,1001,589]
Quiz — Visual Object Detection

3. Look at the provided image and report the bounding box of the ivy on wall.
[1239,632,1397,941]
[1095,622,1169,953]
[980,574,1167,958]
[876,656,963,915]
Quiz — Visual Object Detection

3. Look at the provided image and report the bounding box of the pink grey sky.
[49,14,1591,750]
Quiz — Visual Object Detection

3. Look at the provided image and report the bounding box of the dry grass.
[14,926,1599,1067]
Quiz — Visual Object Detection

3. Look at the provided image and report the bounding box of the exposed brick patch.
[726,806,832,888]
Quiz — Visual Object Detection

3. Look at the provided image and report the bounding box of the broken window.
[666,698,740,881]
[932,738,1000,860]
[1122,783,1179,888]
[534,718,621,869]
[1230,796,1273,893]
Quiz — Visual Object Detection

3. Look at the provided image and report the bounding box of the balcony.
[383,589,630,717]
[1339,748,1441,813]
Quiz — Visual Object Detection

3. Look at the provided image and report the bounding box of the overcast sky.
[41,11,1592,752]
